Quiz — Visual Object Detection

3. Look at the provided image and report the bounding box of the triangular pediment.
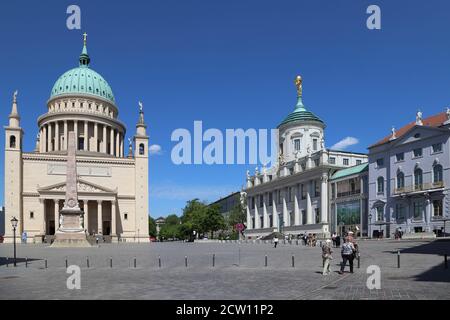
[390,125,448,148]
[38,179,116,194]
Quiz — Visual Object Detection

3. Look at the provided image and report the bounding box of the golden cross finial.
[83,32,88,46]
[295,75,303,97]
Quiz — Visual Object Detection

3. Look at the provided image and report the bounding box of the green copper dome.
[50,40,115,104]
[278,80,324,128]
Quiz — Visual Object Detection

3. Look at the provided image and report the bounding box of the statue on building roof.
[295,75,303,97]
[416,110,423,125]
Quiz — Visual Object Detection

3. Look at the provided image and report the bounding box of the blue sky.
[2,0,450,218]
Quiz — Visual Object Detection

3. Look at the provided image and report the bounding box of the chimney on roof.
[389,126,397,141]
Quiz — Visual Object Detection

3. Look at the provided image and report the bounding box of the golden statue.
[83,32,88,46]
[295,75,302,97]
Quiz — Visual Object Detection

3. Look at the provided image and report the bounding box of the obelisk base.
[51,209,91,248]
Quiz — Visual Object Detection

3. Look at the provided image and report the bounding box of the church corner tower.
[134,102,149,241]
[4,91,24,241]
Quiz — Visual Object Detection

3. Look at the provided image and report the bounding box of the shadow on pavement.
[0,257,42,266]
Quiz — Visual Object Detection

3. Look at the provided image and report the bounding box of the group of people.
[302,233,317,246]
[322,231,359,275]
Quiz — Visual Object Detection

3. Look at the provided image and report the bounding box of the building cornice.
[22,152,135,166]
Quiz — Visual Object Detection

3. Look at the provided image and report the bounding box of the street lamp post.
[11,217,18,267]
[368,214,372,239]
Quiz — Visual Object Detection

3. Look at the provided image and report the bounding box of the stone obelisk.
[51,132,91,247]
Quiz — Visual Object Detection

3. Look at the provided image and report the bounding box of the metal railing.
[394,181,444,195]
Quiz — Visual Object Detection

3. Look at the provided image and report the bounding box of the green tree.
[159,214,181,240]
[181,199,208,235]
[203,204,226,238]
[148,216,157,237]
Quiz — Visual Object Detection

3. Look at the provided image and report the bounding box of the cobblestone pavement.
[0,239,449,299]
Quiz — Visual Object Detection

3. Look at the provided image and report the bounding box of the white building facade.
[244,76,367,239]
[3,37,150,243]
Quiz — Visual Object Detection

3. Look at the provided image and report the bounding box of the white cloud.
[330,137,359,151]
[149,144,162,155]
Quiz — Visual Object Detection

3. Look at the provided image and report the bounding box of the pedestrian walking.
[273,236,279,248]
[339,238,356,274]
[322,239,333,275]
[331,232,337,247]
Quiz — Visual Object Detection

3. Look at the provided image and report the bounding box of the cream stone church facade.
[3,36,149,243]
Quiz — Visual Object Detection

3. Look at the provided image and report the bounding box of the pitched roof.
[369,112,448,148]
[331,163,368,180]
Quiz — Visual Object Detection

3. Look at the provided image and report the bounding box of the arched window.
[433,165,443,184]
[377,177,384,193]
[397,172,405,189]
[414,168,423,190]
[9,135,16,148]
[139,143,145,155]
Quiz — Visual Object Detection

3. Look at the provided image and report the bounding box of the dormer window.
[313,139,318,151]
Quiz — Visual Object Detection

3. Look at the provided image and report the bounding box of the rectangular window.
[356,160,362,165]
[376,158,384,167]
[395,203,405,220]
[315,180,320,197]
[251,217,255,229]
[301,184,306,200]
[277,190,282,204]
[343,158,349,166]
[313,139,318,151]
[396,152,404,162]
[294,139,301,151]
[315,208,320,224]
[376,207,384,221]
[329,157,336,164]
[433,200,443,217]
[432,143,442,153]
[288,187,293,202]
[413,148,422,158]
[301,210,307,225]
[413,201,423,220]
[260,216,264,228]
[268,192,273,205]
[269,215,273,228]
[259,195,264,207]
[251,197,255,209]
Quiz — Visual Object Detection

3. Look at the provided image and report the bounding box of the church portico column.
[111,200,117,238]
[55,121,60,151]
[54,199,59,231]
[83,200,89,234]
[97,200,103,234]
[40,199,46,235]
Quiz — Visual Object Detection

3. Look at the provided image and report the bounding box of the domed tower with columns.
[3,34,150,243]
